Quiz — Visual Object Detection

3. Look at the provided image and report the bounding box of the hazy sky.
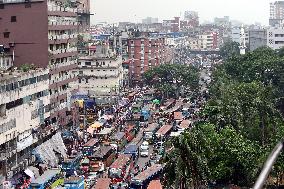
[91,0,273,25]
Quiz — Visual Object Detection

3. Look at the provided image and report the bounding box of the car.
[140,141,149,150]
[140,149,149,157]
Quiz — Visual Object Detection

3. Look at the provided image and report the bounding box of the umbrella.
[90,122,102,128]
[152,99,160,105]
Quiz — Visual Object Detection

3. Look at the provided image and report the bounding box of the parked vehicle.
[64,176,85,189]
[83,138,99,157]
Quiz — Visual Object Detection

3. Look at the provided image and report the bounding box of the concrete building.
[128,35,174,84]
[214,16,231,28]
[76,44,124,97]
[0,68,50,178]
[267,27,284,50]
[0,0,79,127]
[183,11,199,28]
[142,17,158,25]
[162,17,180,32]
[249,29,267,51]
[198,33,214,50]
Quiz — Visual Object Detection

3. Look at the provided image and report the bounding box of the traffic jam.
[16,87,196,189]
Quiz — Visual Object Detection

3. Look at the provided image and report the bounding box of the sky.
[90,0,274,26]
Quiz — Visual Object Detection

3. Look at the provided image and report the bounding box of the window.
[85,61,91,65]
[3,32,10,38]
[11,16,16,22]
[0,4,4,9]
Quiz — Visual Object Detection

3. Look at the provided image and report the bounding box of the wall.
[0,0,49,68]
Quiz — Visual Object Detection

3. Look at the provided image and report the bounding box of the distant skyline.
[91,0,274,25]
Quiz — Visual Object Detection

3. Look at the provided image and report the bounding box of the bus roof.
[31,169,60,185]
[84,138,99,147]
[145,123,159,132]
[147,180,163,189]
[132,164,163,182]
[93,178,111,189]
[110,154,131,169]
[92,145,113,158]
[156,125,173,136]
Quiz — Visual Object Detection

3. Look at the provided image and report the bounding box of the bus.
[83,138,99,156]
[64,176,85,189]
[108,154,133,184]
[143,123,159,144]
[130,164,164,189]
[88,145,116,172]
[62,153,83,176]
[29,169,61,189]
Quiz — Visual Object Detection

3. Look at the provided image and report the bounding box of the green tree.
[143,64,199,98]
[219,41,240,59]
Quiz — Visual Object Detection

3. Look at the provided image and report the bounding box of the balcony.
[48,34,76,40]
[49,47,77,58]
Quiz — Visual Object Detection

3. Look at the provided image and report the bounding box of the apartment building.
[0,68,50,179]
[128,35,174,84]
[270,1,284,26]
[231,27,249,44]
[0,0,79,127]
[249,29,267,51]
[267,27,284,50]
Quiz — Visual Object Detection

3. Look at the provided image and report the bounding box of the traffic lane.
[136,144,153,169]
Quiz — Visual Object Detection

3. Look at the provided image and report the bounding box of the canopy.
[81,158,90,164]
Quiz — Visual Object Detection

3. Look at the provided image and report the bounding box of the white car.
[140,148,149,157]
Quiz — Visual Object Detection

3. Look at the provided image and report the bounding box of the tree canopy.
[164,47,284,188]
[143,63,199,97]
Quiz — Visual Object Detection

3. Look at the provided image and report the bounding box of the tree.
[143,64,199,98]
[219,41,240,59]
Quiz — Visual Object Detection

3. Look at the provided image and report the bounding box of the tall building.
[162,17,180,32]
[128,34,174,84]
[249,29,267,51]
[183,11,199,27]
[270,1,284,26]
[214,16,231,28]
[0,0,79,127]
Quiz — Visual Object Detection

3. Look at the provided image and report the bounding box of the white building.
[0,68,50,177]
[76,45,124,97]
[267,27,284,50]
[231,27,249,44]
[198,33,214,50]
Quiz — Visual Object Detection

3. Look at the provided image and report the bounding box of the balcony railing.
[49,60,76,69]
[48,20,78,26]
[49,47,77,55]
[48,5,76,13]
[48,34,77,40]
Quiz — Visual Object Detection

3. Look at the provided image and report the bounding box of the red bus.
[108,154,133,184]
